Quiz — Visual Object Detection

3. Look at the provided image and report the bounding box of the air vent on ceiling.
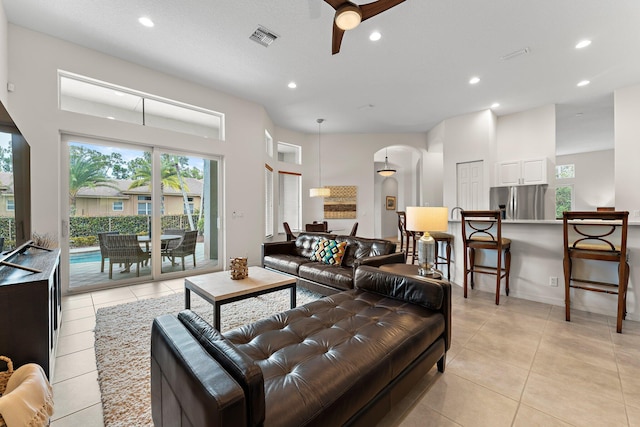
[250,26,279,47]
[500,47,530,61]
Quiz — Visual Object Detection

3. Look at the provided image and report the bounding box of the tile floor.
[50,279,640,426]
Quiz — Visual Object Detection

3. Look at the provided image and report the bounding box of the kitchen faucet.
[450,206,464,220]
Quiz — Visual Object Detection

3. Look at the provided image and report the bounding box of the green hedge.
[69,214,199,247]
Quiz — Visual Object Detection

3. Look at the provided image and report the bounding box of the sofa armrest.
[354,265,451,351]
[261,241,296,264]
[151,314,246,427]
[353,251,406,268]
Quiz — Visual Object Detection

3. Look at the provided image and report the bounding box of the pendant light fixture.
[377,148,397,177]
[310,118,330,197]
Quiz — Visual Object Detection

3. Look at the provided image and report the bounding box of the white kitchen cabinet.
[496,158,548,186]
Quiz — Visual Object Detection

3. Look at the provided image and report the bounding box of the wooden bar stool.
[461,210,511,305]
[563,211,629,333]
[430,231,453,279]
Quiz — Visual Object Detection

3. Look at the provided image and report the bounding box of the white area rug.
[94,288,320,427]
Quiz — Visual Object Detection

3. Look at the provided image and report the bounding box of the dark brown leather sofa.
[262,232,405,295]
[151,266,451,427]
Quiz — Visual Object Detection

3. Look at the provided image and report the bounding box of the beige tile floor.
[50,279,640,427]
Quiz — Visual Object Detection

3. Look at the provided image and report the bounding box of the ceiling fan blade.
[324,0,347,10]
[332,21,345,55]
[360,0,406,21]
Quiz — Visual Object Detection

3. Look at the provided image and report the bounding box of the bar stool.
[396,211,412,254]
[461,210,511,305]
[563,210,629,333]
[430,231,454,279]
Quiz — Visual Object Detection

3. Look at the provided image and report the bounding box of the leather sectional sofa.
[261,232,405,295]
[151,266,451,427]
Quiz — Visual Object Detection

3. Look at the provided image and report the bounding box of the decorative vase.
[229,257,248,280]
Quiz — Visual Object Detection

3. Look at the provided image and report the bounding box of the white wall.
[556,150,615,211]
[496,104,556,163]
[318,133,427,238]
[439,109,496,213]
[615,84,640,216]
[0,1,7,106]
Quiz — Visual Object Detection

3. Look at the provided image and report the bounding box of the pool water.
[70,250,101,264]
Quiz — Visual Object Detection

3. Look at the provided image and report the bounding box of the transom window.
[59,71,225,140]
[277,142,301,165]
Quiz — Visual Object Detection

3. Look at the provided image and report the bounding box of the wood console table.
[0,243,61,379]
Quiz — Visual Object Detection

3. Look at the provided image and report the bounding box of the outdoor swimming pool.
[70,250,101,264]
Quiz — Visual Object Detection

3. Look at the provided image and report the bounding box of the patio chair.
[161,228,185,253]
[105,234,150,279]
[165,230,198,270]
[98,231,119,273]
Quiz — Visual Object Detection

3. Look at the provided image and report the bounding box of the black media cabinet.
[0,241,61,379]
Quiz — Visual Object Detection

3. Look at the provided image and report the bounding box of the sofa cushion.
[354,265,444,310]
[224,290,445,427]
[262,254,312,275]
[293,233,337,258]
[298,263,354,291]
[336,236,397,268]
[310,239,347,265]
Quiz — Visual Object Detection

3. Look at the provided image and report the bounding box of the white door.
[457,161,484,211]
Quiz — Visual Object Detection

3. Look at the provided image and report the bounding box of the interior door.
[457,160,484,211]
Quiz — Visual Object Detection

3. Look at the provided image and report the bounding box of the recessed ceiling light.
[287,82,297,89]
[575,40,592,49]
[138,17,154,28]
[469,77,480,85]
[107,116,115,120]
[577,80,590,87]
[491,103,500,109]
[369,31,381,41]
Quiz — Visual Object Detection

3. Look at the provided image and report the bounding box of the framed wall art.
[386,196,396,210]
[324,185,357,219]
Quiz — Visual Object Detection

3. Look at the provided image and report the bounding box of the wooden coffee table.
[184,266,296,330]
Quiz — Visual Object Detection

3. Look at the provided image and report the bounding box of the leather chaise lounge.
[151,265,451,427]
[262,232,405,295]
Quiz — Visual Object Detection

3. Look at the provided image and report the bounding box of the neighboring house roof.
[0,171,13,194]
[76,177,203,198]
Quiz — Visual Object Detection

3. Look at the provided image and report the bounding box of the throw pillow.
[311,239,347,265]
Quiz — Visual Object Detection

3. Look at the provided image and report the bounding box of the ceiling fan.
[323,0,406,55]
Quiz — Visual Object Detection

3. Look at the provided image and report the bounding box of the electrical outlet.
[549,276,558,287]
[634,210,640,217]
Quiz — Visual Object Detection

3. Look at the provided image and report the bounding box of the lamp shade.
[310,187,331,197]
[406,207,448,232]
[377,169,396,177]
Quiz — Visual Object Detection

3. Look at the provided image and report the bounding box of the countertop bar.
[449,219,640,225]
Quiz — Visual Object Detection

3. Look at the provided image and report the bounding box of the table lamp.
[406,206,449,277]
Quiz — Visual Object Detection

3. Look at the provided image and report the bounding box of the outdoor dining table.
[137,234,182,252]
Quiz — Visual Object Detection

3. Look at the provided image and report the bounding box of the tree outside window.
[555,164,575,218]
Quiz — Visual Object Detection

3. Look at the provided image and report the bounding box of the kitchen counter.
[449,218,640,225]
[444,217,640,323]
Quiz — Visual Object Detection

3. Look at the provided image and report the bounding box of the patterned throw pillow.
[310,239,347,265]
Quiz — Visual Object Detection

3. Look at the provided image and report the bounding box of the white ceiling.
[3,0,639,148]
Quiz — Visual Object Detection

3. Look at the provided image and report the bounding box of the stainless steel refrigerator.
[489,184,547,220]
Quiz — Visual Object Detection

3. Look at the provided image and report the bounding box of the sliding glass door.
[63,135,220,291]
[157,150,219,277]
